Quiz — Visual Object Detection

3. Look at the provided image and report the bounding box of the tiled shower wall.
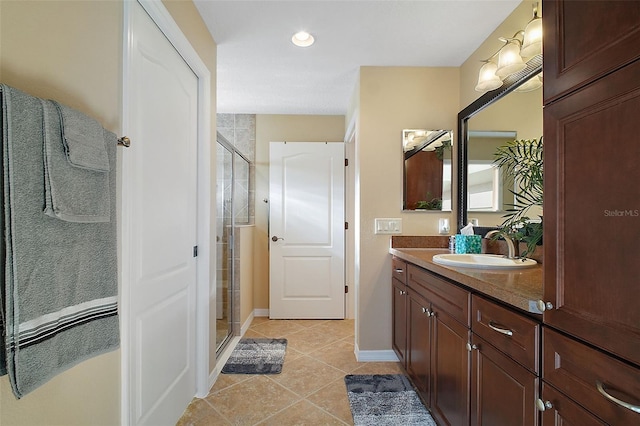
[216,113,256,338]
[217,113,256,225]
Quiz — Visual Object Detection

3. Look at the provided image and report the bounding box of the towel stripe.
[12,296,118,350]
[14,307,118,349]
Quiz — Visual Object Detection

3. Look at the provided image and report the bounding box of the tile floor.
[177,317,403,425]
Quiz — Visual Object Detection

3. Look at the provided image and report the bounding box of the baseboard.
[241,312,254,336]
[354,343,400,362]
[253,308,269,317]
[208,335,241,390]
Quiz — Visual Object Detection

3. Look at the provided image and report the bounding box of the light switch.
[374,218,402,234]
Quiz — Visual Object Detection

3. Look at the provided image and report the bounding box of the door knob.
[271,236,284,242]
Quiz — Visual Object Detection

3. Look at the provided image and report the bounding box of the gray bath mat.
[344,374,436,426]
[221,338,287,374]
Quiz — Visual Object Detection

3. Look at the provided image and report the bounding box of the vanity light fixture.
[291,31,315,47]
[475,2,542,92]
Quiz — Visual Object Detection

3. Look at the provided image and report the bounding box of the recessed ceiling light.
[291,31,314,47]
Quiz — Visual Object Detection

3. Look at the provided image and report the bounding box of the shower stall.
[215,133,250,353]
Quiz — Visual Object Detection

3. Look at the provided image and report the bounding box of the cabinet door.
[406,288,432,405]
[471,336,539,426]
[540,383,605,426]
[430,308,470,426]
[392,277,407,366]
[543,0,640,103]
[543,58,640,366]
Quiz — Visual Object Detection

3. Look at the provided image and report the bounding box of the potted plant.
[493,137,543,257]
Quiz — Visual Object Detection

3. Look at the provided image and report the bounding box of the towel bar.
[118,136,131,147]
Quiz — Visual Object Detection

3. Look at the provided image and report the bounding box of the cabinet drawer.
[540,382,605,426]
[391,257,407,284]
[543,328,640,425]
[472,295,540,374]
[407,264,469,326]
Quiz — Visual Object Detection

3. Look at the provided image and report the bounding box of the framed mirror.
[456,55,542,231]
[403,129,453,211]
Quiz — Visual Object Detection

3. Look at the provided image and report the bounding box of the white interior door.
[269,142,345,319]
[124,2,199,425]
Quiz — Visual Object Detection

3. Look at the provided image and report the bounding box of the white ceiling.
[194,0,522,115]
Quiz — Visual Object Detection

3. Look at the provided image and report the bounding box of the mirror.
[403,129,453,211]
[457,55,542,231]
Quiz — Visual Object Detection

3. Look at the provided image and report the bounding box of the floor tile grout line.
[255,375,351,426]
[180,319,359,425]
[305,377,354,425]
[304,397,352,425]
[200,394,234,425]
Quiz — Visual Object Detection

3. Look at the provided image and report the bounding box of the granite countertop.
[389,247,544,315]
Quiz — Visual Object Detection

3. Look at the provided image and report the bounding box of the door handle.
[271,236,284,242]
[488,321,514,336]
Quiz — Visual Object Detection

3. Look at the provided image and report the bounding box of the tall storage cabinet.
[542,0,640,422]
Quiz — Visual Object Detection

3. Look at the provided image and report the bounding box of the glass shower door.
[215,141,233,351]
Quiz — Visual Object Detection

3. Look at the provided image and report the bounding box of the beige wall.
[0,1,216,424]
[356,67,459,350]
[253,115,346,314]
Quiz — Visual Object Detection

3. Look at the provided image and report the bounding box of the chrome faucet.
[485,230,516,259]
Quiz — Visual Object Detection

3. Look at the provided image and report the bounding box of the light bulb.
[496,40,526,78]
[475,62,503,92]
[521,17,542,58]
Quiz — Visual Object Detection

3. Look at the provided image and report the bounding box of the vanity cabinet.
[542,1,640,422]
[392,260,550,426]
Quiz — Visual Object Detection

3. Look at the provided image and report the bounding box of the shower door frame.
[215,133,251,354]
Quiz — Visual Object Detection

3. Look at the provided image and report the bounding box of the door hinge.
[345,158,349,167]
[345,221,349,230]
[345,285,349,294]
[193,246,198,257]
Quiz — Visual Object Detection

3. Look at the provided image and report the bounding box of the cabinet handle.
[399,290,406,295]
[421,307,432,316]
[536,399,553,412]
[536,300,554,312]
[394,268,404,273]
[488,321,514,336]
[596,380,640,414]
[466,342,478,351]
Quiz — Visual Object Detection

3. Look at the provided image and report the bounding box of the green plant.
[435,139,452,161]
[493,137,543,257]
[415,192,442,210]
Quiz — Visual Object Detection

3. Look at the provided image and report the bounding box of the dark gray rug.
[221,338,287,374]
[345,374,436,426]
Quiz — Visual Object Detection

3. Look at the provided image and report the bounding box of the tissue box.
[455,234,482,254]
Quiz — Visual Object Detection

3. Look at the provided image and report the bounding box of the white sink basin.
[432,253,537,269]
